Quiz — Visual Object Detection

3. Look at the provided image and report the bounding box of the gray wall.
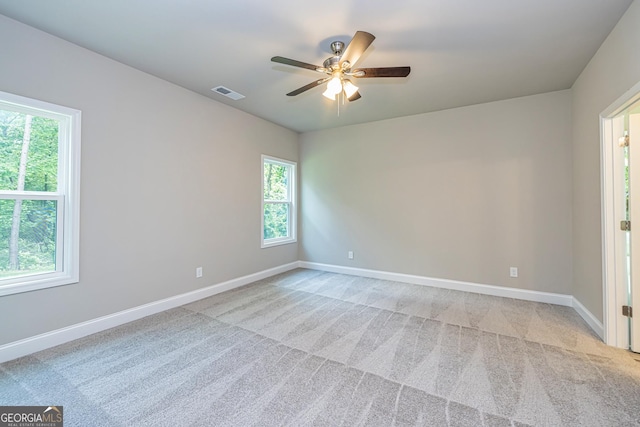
[4,0,638,347]
[0,16,298,345]
[300,90,573,294]
[571,0,640,321]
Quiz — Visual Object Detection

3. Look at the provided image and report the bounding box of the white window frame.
[261,155,296,248]
[0,91,81,296]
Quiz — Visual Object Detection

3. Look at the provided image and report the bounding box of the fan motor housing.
[323,56,342,71]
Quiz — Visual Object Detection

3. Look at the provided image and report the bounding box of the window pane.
[0,199,57,280]
[264,203,289,239]
[263,162,289,201]
[0,110,59,192]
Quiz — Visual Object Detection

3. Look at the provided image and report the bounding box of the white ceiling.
[0,0,633,133]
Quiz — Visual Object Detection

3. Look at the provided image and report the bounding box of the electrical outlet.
[348,251,354,260]
[510,267,518,278]
[196,267,203,278]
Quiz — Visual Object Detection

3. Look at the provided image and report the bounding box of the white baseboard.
[299,261,574,306]
[299,262,609,338]
[572,297,604,339]
[0,262,299,364]
[0,260,605,363]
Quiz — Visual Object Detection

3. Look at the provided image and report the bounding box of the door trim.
[600,80,640,348]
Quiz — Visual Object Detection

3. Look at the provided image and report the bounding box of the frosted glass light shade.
[322,88,337,100]
[343,80,358,98]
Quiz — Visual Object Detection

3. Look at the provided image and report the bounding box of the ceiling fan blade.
[340,31,375,68]
[352,66,411,78]
[271,56,323,72]
[347,91,362,102]
[286,78,330,96]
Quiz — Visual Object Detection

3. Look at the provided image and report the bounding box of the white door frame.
[600,80,640,348]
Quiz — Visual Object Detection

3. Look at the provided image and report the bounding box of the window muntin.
[0,91,80,296]
[262,155,296,247]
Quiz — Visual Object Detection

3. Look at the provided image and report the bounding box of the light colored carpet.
[1,269,639,426]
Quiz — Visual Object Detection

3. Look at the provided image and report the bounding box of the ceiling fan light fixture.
[322,88,337,100]
[343,80,358,98]
[323,75,343,100]
[327,76,342,94]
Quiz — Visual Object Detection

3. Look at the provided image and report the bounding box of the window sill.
[261,237,297,249]
[0,273,78,296]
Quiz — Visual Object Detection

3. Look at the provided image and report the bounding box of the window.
[0,91,81,296]
[262,155,296,248]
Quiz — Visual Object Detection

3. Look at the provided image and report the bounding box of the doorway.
[601,81,640,352]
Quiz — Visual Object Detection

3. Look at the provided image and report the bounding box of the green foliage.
[0,110,59,275]
[264,203,289,239]
[263,162,288,201]
[0,111,58,191]
[263,162,291,240]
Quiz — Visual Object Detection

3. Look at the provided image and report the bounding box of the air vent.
[211,86,245,100]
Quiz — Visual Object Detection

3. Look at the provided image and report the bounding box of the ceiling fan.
[271,31,410,102]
